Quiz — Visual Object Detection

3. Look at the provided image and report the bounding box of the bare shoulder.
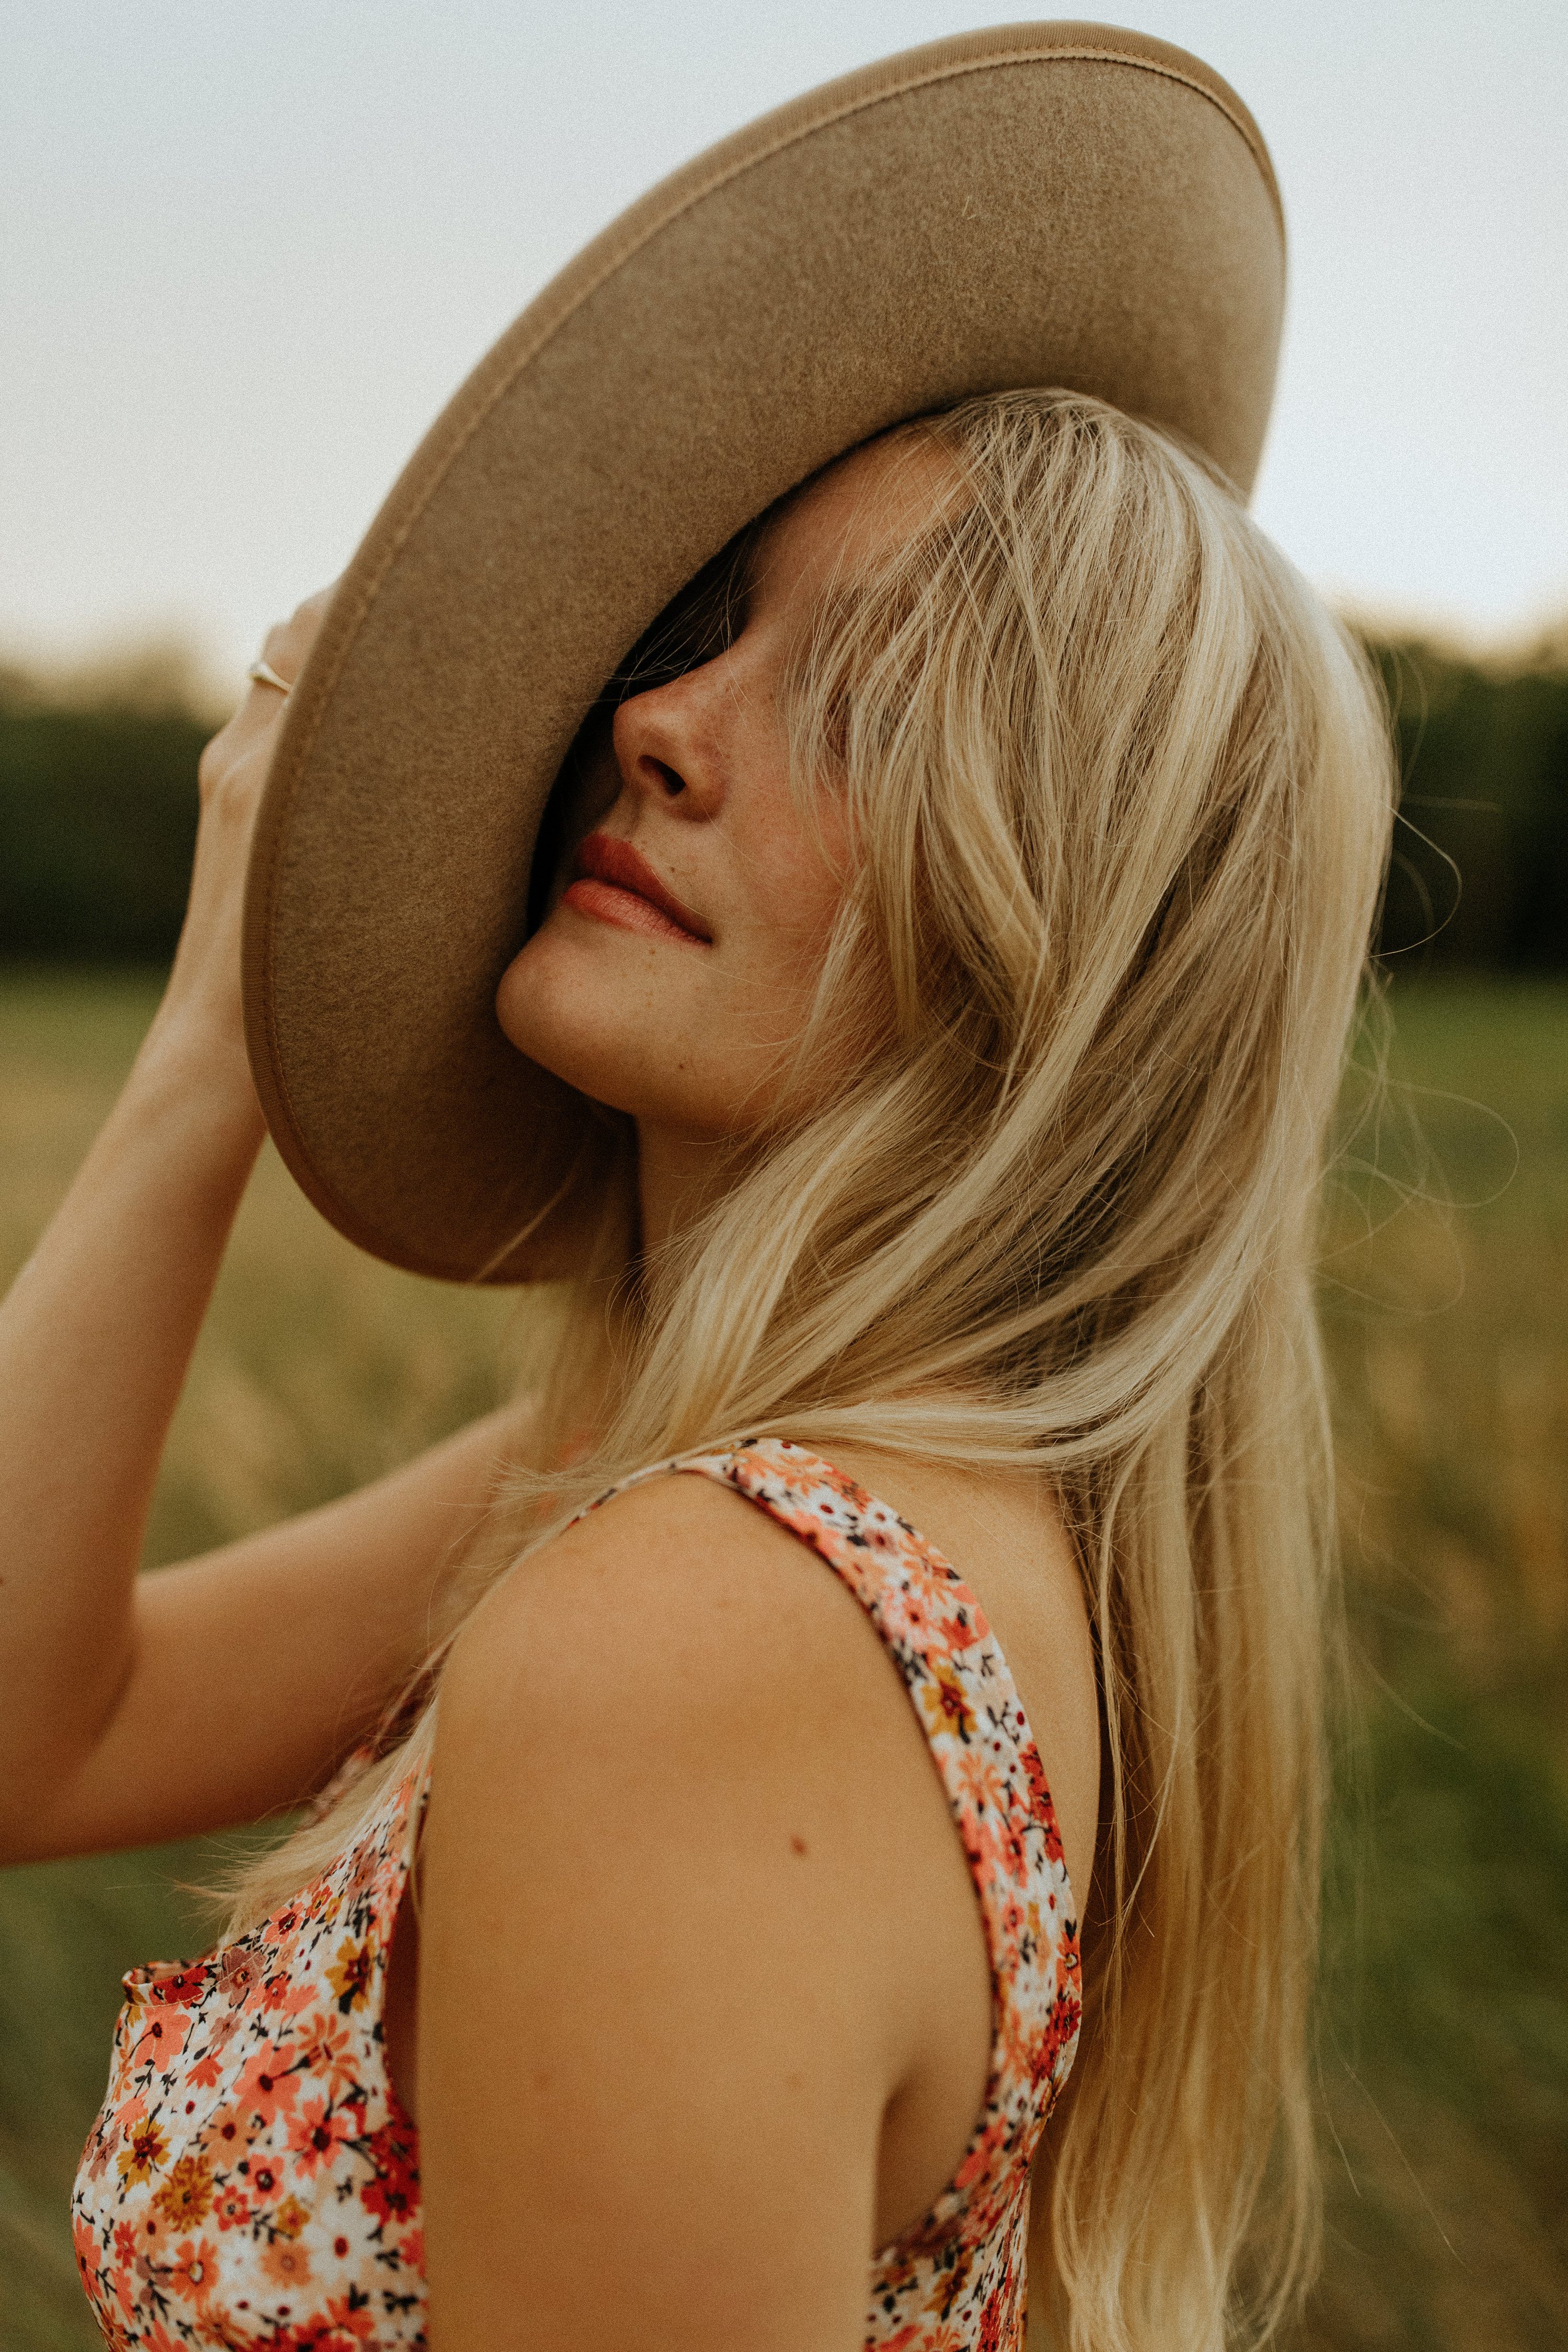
[436,1464,914,1787]
[426,1463,967,2088]
[434,1450,1097,1909]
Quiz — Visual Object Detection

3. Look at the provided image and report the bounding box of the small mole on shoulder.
[790,1834,809,1857]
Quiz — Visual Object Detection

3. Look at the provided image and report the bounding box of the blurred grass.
[1,969,1565,2350]
[1300,978,1568,2351]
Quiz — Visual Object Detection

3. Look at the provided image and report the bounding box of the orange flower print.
[358,2119,419,2228]
[236,2040,302,2127]
[72,2210,98,2275]
[294,2009,362,2102]
[953,1748,1008,1818]
[324,2289,380,2342]
[128,2009,187,2075]
[153,2150,214,2225]
[244,2157,284,2205]
[901,2321,970,2351]
[260,2236,314,2291]
[199,2100,251,2163]
[257,1966,317,2023]
[137,2324,187,2352]
[286,2095,358,2178]
[115,2118,167,2186]
[893,1585,932,1639]
[211,2183,252,2232]
[168,2235,218,2311]
[325,1936,374,2014]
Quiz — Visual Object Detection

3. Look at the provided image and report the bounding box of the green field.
[2,970,1565,2351]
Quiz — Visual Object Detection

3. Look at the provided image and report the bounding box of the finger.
[261,581,339,682]
[208,639,297,791]
[255,613,301,688]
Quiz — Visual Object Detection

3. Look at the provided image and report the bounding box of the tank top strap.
[574,1435,1083,2246]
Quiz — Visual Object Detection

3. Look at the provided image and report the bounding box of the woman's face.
[496,431,953,1141]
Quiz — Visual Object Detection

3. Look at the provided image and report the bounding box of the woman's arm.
[6,1400,529,1862]
[0,592,519,1864]
[0,996,262,1851]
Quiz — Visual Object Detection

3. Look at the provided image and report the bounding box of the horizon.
[11,595,1567,736]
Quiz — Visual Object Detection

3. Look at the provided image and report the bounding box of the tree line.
[1368,633,1568,974]
[2,633,1566,970]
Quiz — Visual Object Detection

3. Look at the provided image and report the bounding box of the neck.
[634,1120,730,1256]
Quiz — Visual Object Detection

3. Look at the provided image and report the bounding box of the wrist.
[131,1005,268,1152]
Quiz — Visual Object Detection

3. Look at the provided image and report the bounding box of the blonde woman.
[2,31,1393,2352]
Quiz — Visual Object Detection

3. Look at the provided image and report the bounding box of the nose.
[611,669,727,820]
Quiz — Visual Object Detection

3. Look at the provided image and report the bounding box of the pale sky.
[3,1,1564,696]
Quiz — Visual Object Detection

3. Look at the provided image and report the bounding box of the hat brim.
[243,20,1285,1283]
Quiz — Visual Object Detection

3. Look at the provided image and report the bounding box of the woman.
[2,30,1393,2352]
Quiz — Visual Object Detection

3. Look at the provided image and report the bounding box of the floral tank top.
[73,1439,1083,2350]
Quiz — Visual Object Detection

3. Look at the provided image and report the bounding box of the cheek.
[743,801,852,983]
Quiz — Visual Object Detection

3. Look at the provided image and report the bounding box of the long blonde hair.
[226,389,1394,2351]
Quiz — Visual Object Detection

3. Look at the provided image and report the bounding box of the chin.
[495,929,658,1122]
[498,932,603,1092]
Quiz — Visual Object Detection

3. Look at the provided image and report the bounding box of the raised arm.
[0,593,520,1864]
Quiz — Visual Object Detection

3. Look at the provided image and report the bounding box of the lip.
[562,831,712,947]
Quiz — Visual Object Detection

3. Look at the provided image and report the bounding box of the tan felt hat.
[243,19,1286,1285]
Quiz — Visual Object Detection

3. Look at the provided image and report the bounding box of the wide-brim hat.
[243,19,1285,1284]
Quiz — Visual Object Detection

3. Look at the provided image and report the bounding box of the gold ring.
[247,658,293,695]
